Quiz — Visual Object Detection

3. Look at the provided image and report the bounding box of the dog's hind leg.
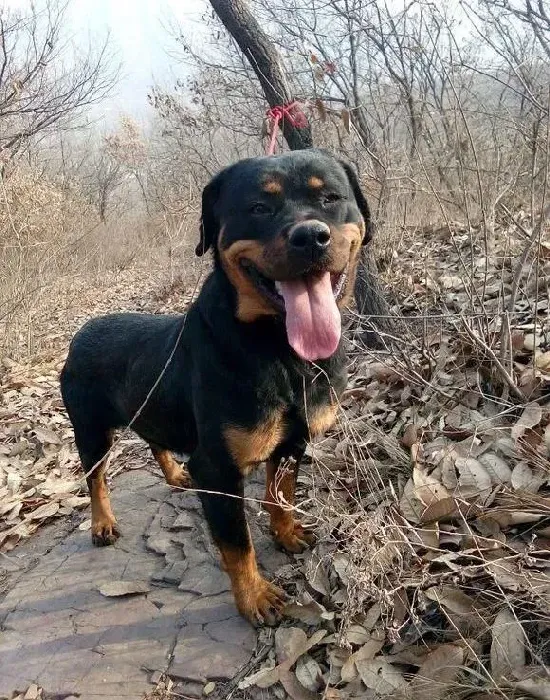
[149,444,192,488]
[61,372,120,546]
[75,425,120,546]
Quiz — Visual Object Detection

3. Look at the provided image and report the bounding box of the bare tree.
[0,0,118,163]
[87,142,123,224]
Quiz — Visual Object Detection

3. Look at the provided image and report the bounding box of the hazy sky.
[7,0,209,120]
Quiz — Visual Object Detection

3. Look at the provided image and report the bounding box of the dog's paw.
[272,520,316,554]
[91,516,120,546]
[167,466,193,489]
[236,577,288,627]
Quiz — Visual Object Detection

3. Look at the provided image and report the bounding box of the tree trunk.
[209,0,392,347]
[209,0,312,150]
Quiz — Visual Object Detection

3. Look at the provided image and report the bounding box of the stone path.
[0,468,291,699]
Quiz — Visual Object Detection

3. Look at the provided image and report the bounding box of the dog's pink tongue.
[278,272,341,361]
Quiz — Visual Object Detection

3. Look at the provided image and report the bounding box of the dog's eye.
[321,193,342,206]
[249,202,272,215]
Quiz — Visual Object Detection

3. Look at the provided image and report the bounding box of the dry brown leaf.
[276,627,308,663]
[343,624,372,646]
[366,362,402,383]
[40,478,79,497]
[413,465,451,507]
[363,603,382,631]
[64,495,89,508]
[295,655,323,692]
[535,350,550,371]
[415,522,439,549]
[524,332,543,351]
[202,681,215,695]
[419,496,461,524]
[455,457,492,497]
[9,441,29,458]
[356,658,407,696]
[26,501,59,521]
[485,553,524,590]
[478,452,512,484]
[512,403,542,441]
[306,553,330,596]
[400,477,423,524]
[490,510,542,528]
[333,552,351,586]
[98,580,151,597]
[23,684,40,700]
[78,518,91,531]
[280,671,320,700]
[283,600,326,625]
[401,424,418,449]
[33,426,61,445]
[409,643,465,699]
[490,607,525,680]
[440,274,463,290]
[424,585,475,615]
[512,676,550,700]
[340,638,385,682]
[238,665,276,691]
[254,629,327,689]
[511,462,546,493]
[0,498,19,517]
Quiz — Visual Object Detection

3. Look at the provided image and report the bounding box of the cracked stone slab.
[0,471,180,699]
[0,468,290,699]
[170,622,256,683]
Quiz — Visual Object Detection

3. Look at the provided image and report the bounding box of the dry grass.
[0,162,199,360]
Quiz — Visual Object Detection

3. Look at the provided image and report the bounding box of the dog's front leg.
[187,448,287,626]
[264,448,315,553]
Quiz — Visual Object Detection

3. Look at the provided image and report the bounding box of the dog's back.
[60,311,193,452]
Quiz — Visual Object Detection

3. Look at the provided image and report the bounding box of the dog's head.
[197,149,372,361]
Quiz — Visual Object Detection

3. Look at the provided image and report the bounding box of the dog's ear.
[339,159,373,245]
[196,169,226,256]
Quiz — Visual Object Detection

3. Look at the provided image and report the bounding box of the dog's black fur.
[60,148,371,625]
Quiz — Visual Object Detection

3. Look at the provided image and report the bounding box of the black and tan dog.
[60,148,371,625]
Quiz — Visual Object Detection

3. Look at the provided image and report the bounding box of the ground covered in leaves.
[1,221,550,700]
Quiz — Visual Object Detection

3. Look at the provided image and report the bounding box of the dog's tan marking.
[218,238,278,322]
[90,461,119,546]
[262,179,283,194]
[307,401,339,437]
[151,447,192,488]
[308,176,325,189]
[219,537,287,625]
[224,411,285,475]
[330,221,364,308]
[264,458,315,553]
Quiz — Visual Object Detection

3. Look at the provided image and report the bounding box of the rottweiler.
[60,148,371,625]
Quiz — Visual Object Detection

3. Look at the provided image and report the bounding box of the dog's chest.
[223,369,341,474]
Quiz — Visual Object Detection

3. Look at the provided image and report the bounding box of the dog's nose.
[288,221,331,257]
